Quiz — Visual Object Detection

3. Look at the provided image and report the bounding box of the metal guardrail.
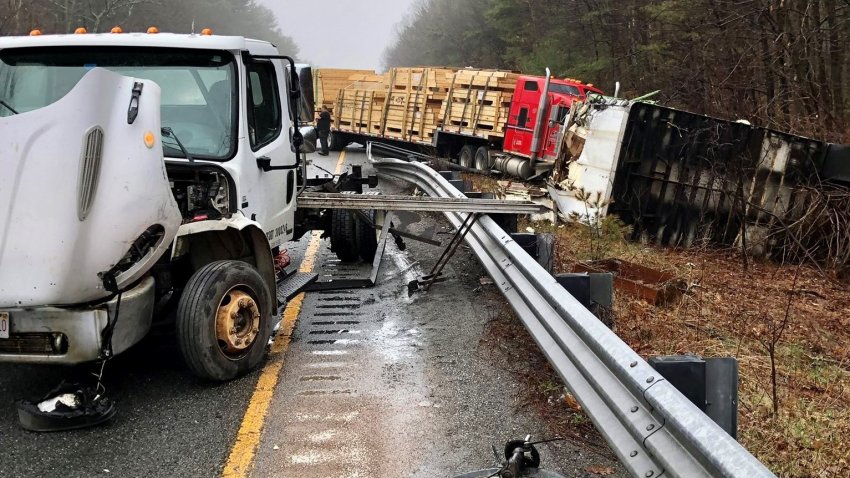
[367,146,775,478]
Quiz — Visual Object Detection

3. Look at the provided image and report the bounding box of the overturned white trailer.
[551,99,850,259]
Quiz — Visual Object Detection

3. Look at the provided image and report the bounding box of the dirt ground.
[526,219,850,477]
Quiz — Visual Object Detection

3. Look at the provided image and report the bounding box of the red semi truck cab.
[504,76,603,161]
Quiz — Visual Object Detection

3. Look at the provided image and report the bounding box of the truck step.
[276,272,319,304]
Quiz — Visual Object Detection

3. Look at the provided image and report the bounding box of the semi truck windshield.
[549,83,581,97]
[0,46,237,161]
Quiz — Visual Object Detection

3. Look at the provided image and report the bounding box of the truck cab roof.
[0,33,278,55]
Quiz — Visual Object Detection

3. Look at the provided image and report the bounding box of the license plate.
[0,312,8,339]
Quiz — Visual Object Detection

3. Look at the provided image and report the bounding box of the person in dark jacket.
[317,106,332,156]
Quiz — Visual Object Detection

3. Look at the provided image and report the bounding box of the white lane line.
[306,362,353,369]
[294,412,360,423]
[288,446,366,466]
[312,350,349,355]
[307,429,339,443]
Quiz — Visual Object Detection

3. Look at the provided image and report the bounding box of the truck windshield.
[549,84,581,97]
[0,46,237,161]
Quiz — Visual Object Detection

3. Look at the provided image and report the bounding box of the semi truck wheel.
[330,209,359,262]
[474,146,493,171]
[459,145,476,168]
[328,131,349,151]
[355,209,379,262]
[177,260,272,381]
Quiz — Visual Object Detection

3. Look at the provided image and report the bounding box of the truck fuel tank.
[494,155,533,180]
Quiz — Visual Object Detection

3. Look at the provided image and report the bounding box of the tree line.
[385,0,850,143]
[0,0,298,57]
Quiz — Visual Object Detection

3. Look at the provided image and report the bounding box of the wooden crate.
[451,69,520,91]
[438,69,520,138]
[334,67,459,143]
[313,68,381,118]
[336,91,386,135]
[330,67,521,144]
[382,67,457,142]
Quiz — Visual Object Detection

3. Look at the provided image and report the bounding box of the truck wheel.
[331,209,359,262]
[328,131,348,151]
[177,260,272,382]
[459,145,475,168]
[474,146,493,171]
[355,209,379,262]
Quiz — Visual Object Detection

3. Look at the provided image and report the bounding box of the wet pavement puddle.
[250,237,435,478]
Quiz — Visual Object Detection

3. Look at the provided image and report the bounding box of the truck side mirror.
[295,64,315,123]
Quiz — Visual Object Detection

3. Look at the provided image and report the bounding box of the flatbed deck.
[297,192,545,214]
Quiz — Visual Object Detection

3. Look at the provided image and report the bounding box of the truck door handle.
[257,156,299,172]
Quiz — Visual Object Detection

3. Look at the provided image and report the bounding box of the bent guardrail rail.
[367,145,775,478]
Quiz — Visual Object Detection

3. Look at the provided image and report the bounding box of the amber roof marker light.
[147,26,159,34]
[29,29,42,36]
[201,28,213,36]
[110,26,123,34]
[74,27,87,34]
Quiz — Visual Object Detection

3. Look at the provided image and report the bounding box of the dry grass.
[461,172,502,194]
[524,219,850,477]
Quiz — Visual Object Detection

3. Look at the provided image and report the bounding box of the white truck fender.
[171,214,278,308]
[170,214,263,258]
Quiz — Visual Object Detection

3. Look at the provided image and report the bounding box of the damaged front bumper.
[0,277,155,364]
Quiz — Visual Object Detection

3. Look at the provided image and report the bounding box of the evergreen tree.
[383,0,850,143]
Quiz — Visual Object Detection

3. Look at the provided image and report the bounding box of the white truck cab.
[0,32,306,380]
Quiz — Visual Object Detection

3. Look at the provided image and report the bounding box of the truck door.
[504,78,542,158]
[244,58,296,248]
[543,104,569,160]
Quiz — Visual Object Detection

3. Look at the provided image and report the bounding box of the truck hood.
[0,68,181,307]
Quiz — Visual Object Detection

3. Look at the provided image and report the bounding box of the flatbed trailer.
[313,67,603,178]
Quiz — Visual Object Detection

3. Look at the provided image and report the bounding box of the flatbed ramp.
[297,192,545,214]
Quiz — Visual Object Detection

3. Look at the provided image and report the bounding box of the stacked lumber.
[328,67,522,144]
[335,77,388,135]
[335,67,459,143]
[313,68,380,117]
[439,69,521,139]
[381,67,457,142]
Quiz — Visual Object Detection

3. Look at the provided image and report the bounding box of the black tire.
[176,260,272,382]
[458,145,475,168]
[355,209,379,262]
[331,208,359,262]
[474,146,492,171]
[328,131,348,151]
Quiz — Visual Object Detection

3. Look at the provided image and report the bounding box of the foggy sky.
[258,0,419,70]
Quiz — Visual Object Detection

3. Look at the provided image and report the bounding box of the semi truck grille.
[77,126,105,221]
[0,333,68,355]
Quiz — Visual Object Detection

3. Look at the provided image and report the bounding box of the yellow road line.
[221,233,321,478]
[334,150,346,174]
[221,150,346,478]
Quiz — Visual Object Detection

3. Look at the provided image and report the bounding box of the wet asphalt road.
[0,147,623,477]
